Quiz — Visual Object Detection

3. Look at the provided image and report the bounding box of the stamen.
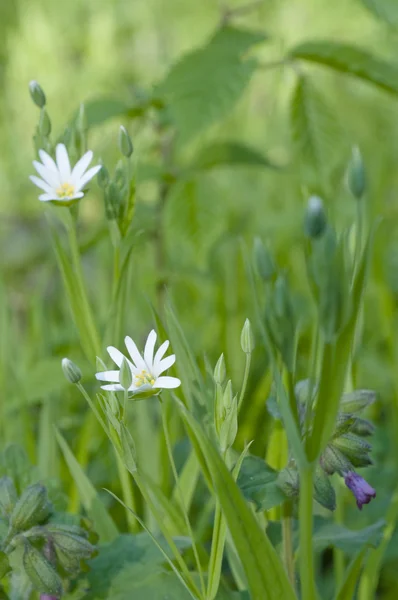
[56,182,75,198]
[134,369,155,387]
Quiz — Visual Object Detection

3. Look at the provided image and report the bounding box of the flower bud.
[10,484,51,532]
[47,527,94,562]
[332,434,373,468]
[23,541,62,596]
[350,418,375,437]
[253,238,276,281]
[118,126,133,158]
[313,464,336,511]
[319,444,352,476]
[304,196,327,239]
[241,319,255,354]
[214,354,226,385]
[39,108,51,137]
[119,358,132,391]
[344,471,375,510]
[29,81,46,108]
[219,394,238,452]
[339,389,376,414]
[62,358,82,384]
[0,476,17,517]
[347,146,366,200]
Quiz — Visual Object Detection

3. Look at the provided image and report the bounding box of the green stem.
[299,466,317,600]
[115,451,139,534]
[282,502,296,591]
[238,352,251,412]
[334,482,345,590]
[207,500,227,600]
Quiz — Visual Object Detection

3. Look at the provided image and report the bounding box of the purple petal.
[344,471,376,510]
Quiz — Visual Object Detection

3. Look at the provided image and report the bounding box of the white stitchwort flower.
[30,143,101,203]
[96,330,181,393]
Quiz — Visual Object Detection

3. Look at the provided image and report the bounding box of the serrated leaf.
[361,0,398,26]
[192,142,278,171]
[290,41,398,96]
[158,26,267,143]
[290,75,340,192]
[237,455,286,511]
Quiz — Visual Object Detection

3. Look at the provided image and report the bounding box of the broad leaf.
[290,41,398,96]
[311,518,385,554]
[361,0,398,26]
[158,26,267,143]
[237,455,286,511]
[192,142,278,171]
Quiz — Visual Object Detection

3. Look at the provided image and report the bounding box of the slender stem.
[333,481,345,590]
[115,451,139,534]
[282,502,296,591]
[238,352,251,412]
[161,406,206,598]
[299,466,317,600]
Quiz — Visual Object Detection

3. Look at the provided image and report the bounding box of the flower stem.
[299,465,318,600]
[115,451,139,533]
[282,502,296,591]
[238,352,251,412]
[333,482,345,590]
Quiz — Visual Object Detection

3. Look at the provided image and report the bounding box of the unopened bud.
[332,434,373,468]
[223,380,233,411]
[39,108,51,137]
[320,444,352,476]
[214,354,226,385]
[350,418,375,437]
[62,358,82,384]
[304,195,327,239]
[241,318,255,354]
[29,81,46,108]
[47,526,94,561]
[253,238,276,281]
[347,146,365,200]
[23,541,62,596]
[0,476,17,517]
[340,389,376,414]
[119,358,132,391]
[10,484,51,531]
[119,126,133,158]
[313,464,336,511]
[220,394,238,452]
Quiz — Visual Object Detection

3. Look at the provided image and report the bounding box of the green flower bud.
[241,318,255,354]
[47,527,94,562]
[119,358,132,391]
[219,394,238,452]
[223,380,233,411]
[118,126,133,158]
[347,146,366,200]
[23,541,62,596]
[0,476,17,517]
[214,354,226,385]
[333,413,356,437]
[62,358,82,384]
[339,389,376,414]
[39,108,51,137]
[332,434,373,468]
[313,464,336,511]
[253,238,276,281]
[320,444,352,476]
[119,423,137,473]
[55,546,81,572]
[304,196,327,239]
[29,81,46,108]
[10,484,51,532]
[350,418,375,437]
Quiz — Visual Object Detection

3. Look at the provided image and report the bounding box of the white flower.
[96,330,181,393]
[30,143,101,203]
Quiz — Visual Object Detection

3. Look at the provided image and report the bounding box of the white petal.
[144,330,157,370]
[39,193,57,202]
[101,383,124,391]
[29,175,53,193]
[33,161,60,188]
[39,149,58,172]
[154,354,175,377]
[125,336,146,371]
[69,192,84,200]
[56,144,71,180]
[107,346,127,367]
[153,340,170,368]
[75,165,101,190]
[153,376,181,389]
[71,150,93,183]
[95,370,120,382]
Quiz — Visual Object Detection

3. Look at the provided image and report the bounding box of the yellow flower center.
[56,182,75,198]
[135,370,155,387]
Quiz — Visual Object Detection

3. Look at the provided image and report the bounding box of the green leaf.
[290,41,398,96]
[55,428,118,543]
[0,552,10,579]
[361,0,398,26]
[158,26,267,143]
[192,142,278,171]
[290,75,340,192]
[237,455,286,511]
[176,401,295,600]
[311,518,385,554]
[335,547,368,600]
[80,97,150,128]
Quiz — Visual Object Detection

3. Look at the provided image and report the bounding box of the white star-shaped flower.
[96,330,181,393]
[30,143,101,204]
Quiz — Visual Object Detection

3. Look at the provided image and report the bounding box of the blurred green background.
[2,0,398,596]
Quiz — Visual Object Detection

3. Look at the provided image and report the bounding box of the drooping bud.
[0,476,18,517]
[10,484,51,532]
[350,418,375,437]
[339,389,376,414]
[319,444,352,476]
[304,196,327,239]
[119,358,133,391]
[214,354,226,385]
[62,358,82,384]
[23,541,62,596]
[29,81,46,108]
[313,464,336,511]
[241,319,255,354]
[46,525,94,566]
[332,434,373,468]
[344,471,375,510]
[346,146,366,200]
[253,238,276,281]
[118,126,133,158]
[39,109,51,137]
